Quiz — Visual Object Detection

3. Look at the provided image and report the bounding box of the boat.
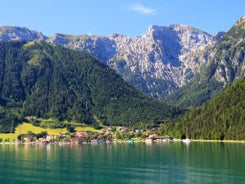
[182,138,191,144]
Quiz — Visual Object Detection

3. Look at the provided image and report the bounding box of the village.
[4,126,174,145]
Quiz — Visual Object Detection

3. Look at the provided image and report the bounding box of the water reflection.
[0,142,244,184]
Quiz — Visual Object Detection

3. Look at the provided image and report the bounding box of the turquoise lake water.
[0,142,244,184]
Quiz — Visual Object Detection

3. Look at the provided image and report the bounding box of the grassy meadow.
[0,122,99,142]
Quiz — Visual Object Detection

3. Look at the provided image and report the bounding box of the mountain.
[0,41,182,133]
[0,26,46,41]
[166,15,245,107]
[164,77,245,140]
[1,16,244,106]
[47,25,216,98]
[0,24,217,98]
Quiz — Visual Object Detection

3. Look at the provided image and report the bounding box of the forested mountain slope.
[0,41,182,132]
[164,77,245,140]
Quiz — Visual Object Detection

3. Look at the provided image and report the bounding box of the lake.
[0,142,244,184]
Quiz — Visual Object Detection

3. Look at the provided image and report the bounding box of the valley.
[0,16,244,141]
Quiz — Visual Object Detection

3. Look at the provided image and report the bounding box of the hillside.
[166,16,245,107]
[0,41,182,133]
[0,24,217,98]
[164,77,245,140]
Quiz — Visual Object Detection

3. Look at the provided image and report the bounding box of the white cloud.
[129,2,157,15]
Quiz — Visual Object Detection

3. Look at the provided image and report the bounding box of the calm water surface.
[0,142,244,184]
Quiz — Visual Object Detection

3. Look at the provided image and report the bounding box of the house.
[70,137,83,144]
[148,134,158,138]
[75,131,88,138]
[60,132,69,138]
[146,135,172,143]
[13,139,22,145]
[24,135,36,143]
[101,127,112,133]
[135,129,143,133]
[155,136,172,142]
[46,135,57,142]
[117,127,127,132]
[36,138,48,144]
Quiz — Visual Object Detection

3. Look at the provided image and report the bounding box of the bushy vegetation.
[0,41,182,132]
[164,77,245,140]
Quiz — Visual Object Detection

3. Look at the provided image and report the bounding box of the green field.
[0,122,99,142]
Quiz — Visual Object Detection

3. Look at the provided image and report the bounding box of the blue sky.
[0,0,244,37]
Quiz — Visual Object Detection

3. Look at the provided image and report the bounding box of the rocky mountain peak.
[169,24,197,31]
[109,33,132,53]
[230,15,245,30]
[213,31,225,41]
[45,24,217,97]
[236,15,245,25]
[222,15,245,40]
[48,33,70,44]
[0,26,46,41]
[146,25,165,35]
[146,24,215,52]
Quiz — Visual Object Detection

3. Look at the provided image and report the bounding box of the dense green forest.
[0,106,22,133]
[0,41,182,133]
[163,77,245,140]
[165,75,224,108]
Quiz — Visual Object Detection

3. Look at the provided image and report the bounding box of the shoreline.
[1,138,245,145]
[191,139,245,143]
